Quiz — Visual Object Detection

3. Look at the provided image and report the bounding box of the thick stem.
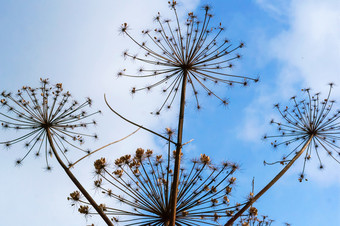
[225,136,313,226]
[46,129,114,226]
[169,70,188,226]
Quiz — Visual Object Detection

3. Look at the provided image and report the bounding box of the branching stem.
[169,70,188,225]
[46,129,114,226]
[225,136,313,225]
[104,94,176,145]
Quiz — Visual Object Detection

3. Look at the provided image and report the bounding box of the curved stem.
[69,128,140,168]
[169,70,188,226]
[104,94,176,145]
[225,136,313,226]
[46,129,114,226]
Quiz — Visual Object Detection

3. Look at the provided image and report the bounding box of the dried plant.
[264,83,340,180]
[0,79,114,226]
[0,78,99,167]
[237,214,274,226]
[226,84,340,225]
[119,1,258,113]
[70,147,242,225]
[117,1,258,224]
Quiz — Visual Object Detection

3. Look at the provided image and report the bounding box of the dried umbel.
[238,214,274,226]
[119,1,258,114]
[264,83,340,181]
[71,148,241,225]
[226,84,340,226]
[0,78,100,168]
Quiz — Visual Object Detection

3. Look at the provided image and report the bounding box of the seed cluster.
[69,148,241,225]
[119,1,258,114]
[264,84,340,181]
[0,78,100,168]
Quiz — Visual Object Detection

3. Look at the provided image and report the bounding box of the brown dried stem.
[169,70,188,226]
[46,129,114,226]
[69,128,141,168]
[225,136,313,225]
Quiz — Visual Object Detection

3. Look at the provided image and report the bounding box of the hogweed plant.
[0,79,99,167]
[226,84,340,225]
[118,1,258,224]
[0,79,114,226]
[70,146,242,225]
[3,1,323,225]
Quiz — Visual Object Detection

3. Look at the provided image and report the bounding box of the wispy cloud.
[240,0,340,185]
[0,1,202,225]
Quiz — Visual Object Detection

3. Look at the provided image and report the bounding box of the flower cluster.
[0,79,100,168]
[70,148,241,225]
[119,1,258,114]
[264,84,340,181]
[238,214,274,226]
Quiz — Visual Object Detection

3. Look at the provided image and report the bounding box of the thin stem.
[69,128,140,168]
[225,136,313,226]
[46,129,114,226]
[104,94,176,145]
[169,70,188,226]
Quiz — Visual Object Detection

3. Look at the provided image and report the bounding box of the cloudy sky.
[1,0,340,225]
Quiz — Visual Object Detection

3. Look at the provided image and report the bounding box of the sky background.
[1,0,340,225]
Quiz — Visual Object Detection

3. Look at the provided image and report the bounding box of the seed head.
[119,2,258,114]
[265,84,340,180]
[73,150,240,225]
[0,79,100,167]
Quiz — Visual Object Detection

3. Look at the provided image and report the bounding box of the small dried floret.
[226,210,234,216]
[146,149,153,157]
[200,154,211,164]
[78,205,89,215]
[94,179,102,187]
[135,148,145,159]
[68,191,81,201]
[165,127,175,137]
[182,210,189,216]
[249,206,258,216]
[229,177,236,184]
[226,186,232,194]
[94,158,106,172]
[223,195,230,203]
[99,203,107,211]
[211,198,218,204]
[113,170,124,177]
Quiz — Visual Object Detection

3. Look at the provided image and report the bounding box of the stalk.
[169,70,188,225]
[46,129,114,226]
[225,136,313,226]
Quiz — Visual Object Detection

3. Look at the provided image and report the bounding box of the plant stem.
[169,70,188,226]
[225,136,313,226]
[46,129,114,226]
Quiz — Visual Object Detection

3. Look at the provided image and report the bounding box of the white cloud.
[240,0,340,186]
[255,0,290,19]
[270,0,340,96]
[0,0,202,225]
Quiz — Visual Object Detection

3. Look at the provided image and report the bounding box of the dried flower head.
[0,79,100,167]
[264,84,340,181]
[74,148,241,225]
[119,2,258,114]
[238,214,274,226]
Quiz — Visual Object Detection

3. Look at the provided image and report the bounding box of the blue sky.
[1,0,340,225]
